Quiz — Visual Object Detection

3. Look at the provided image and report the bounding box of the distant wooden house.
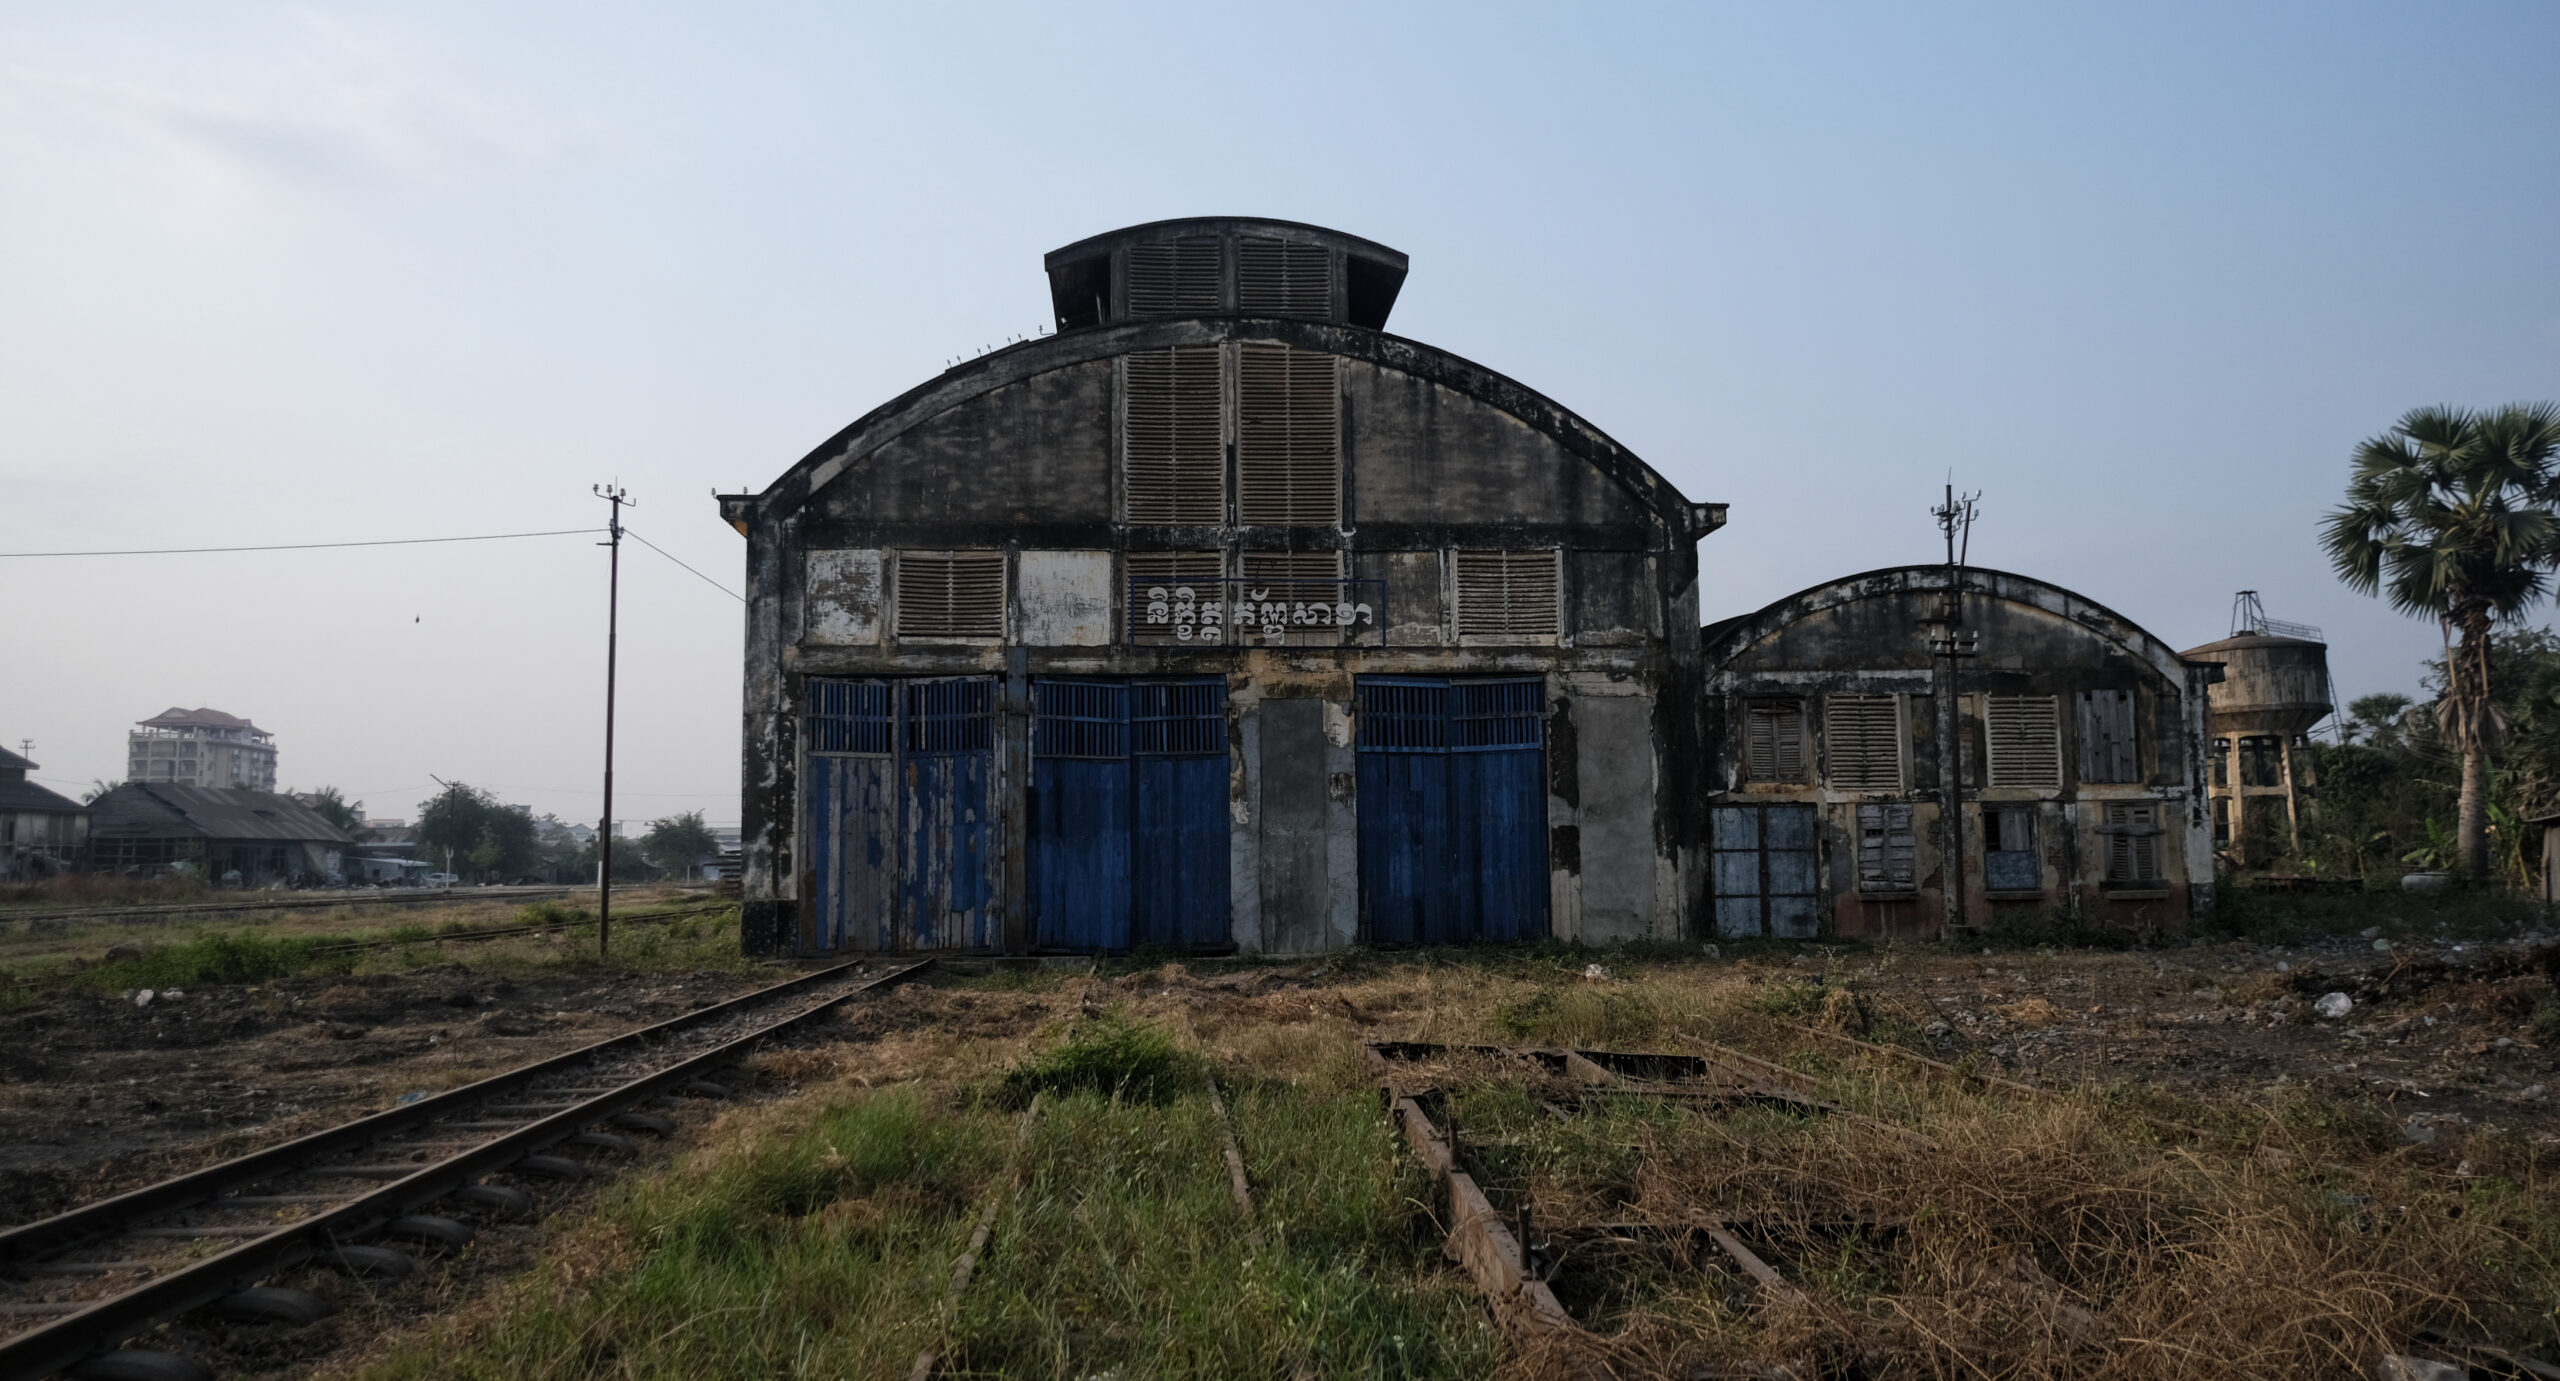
[0,747,89,881]
[88,784,354,885]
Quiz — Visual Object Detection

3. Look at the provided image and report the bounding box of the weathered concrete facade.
[1700,567,2219,939]
[720,218,1722,956]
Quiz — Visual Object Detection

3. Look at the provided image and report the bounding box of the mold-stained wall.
[1701,566,2219,939]
[720,219,1722,956]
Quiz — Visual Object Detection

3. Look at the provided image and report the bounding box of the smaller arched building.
[1700,567,2221,938]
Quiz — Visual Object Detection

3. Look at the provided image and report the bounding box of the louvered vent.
[1825,695,1902,791]
[1742,699,1807,782]
[1127,550,1225,645]
[1984,695,2062,788]
[1857,802,1916,891]
[894,551,1005,640]
[2103,801,2162,883]
[1126,237,1222,316]
[1124,347,1224,523]
[1236,237,1333,317]
[1454,550,1560,639]
[1239,551,1343,645]
[1238,551,1341,584]
[1236,345,1340,524]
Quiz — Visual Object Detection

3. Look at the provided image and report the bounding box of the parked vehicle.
[422,872,458,888]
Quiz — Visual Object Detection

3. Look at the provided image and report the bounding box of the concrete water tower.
[2180,593,2334,866]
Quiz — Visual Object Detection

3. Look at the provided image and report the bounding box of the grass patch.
[1497,980,1664,1047]
[991,1012,1211,1107]
[72,929,357,992]
[356,1079,1495,1380]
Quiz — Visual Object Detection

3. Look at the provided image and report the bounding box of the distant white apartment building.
[128,707,278,790]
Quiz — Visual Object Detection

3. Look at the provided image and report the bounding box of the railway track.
[0,887,683,930]
[0,957,931,1381]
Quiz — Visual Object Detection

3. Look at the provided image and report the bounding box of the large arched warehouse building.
[717,217,1725,956]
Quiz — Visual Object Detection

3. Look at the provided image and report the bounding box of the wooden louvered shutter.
[2075,689,2139,783]
[1236,238,1333,316]
[1126,237,1222,316]
[1858,802,1916,890]
[1825,694,1902,791]
[1127,551,1225,646]
[1984,695,2062,788]
[894,552,1006,639]
[1123,347,1224,523]
[2103,801,2162,882]
[1236,345,1340,524]
[1743,700,1807,782]
[1453,550,1561,639]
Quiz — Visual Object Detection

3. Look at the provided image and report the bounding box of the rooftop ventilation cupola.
[1043,218,1409,333]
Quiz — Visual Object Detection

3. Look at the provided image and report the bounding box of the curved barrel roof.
[1702,565,2212,686]
[725,220,1719,541]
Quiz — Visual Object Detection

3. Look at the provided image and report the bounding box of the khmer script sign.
[1131,579,1385,646]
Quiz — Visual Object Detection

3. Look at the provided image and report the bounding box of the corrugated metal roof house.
[88,783,354,884]
[0,746,90,881]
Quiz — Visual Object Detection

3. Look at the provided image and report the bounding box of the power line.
[0,528,604,558]
[623,526,744,602]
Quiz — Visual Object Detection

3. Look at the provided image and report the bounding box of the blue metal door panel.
[802,679,897,956]
[1031,757,1130,950]
[804,754,897,953]
[901,751,994,949]
[1357,750,1450,944]
[900,679,998,951]
[1359,677,1546,946]
[1134,754,1229,948]
[1030,680,1131,952]
[1451,748,1547,943]
[1132,679,1230,950]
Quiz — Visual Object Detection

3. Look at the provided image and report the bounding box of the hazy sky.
[5,3,2557,829]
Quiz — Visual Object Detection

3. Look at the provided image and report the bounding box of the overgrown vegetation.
[990,1011,1212,1107]
[358,1038,1495,1379]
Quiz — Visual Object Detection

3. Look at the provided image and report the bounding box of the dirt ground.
[6,929,2555,1229]
[4,917,2556,1379]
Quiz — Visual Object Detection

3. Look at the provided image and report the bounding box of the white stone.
[2315,992,2353,1019]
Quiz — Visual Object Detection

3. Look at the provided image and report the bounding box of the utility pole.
[1930,483,1980,936]
[595,483,633,957]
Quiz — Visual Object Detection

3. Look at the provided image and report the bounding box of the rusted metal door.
[899,678,998,951]
[802,680,897,953]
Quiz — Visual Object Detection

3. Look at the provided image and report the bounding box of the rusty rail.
[0,958,927,1381]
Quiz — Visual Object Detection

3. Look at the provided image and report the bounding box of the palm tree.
[2323,402,2560,879]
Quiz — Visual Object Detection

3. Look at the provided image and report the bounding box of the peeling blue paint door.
[802,680,897,953]
[899,678,998,951]
[1357,678,1547,945]
[1132,680,1230,949]
[1030,680,1131,951]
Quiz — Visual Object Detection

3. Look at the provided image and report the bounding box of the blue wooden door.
[1358,678,1547,945]
[1132,680,1231,949]
[899,678,998,951]
[1030,680,1132,951]
[803,680,897,954]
